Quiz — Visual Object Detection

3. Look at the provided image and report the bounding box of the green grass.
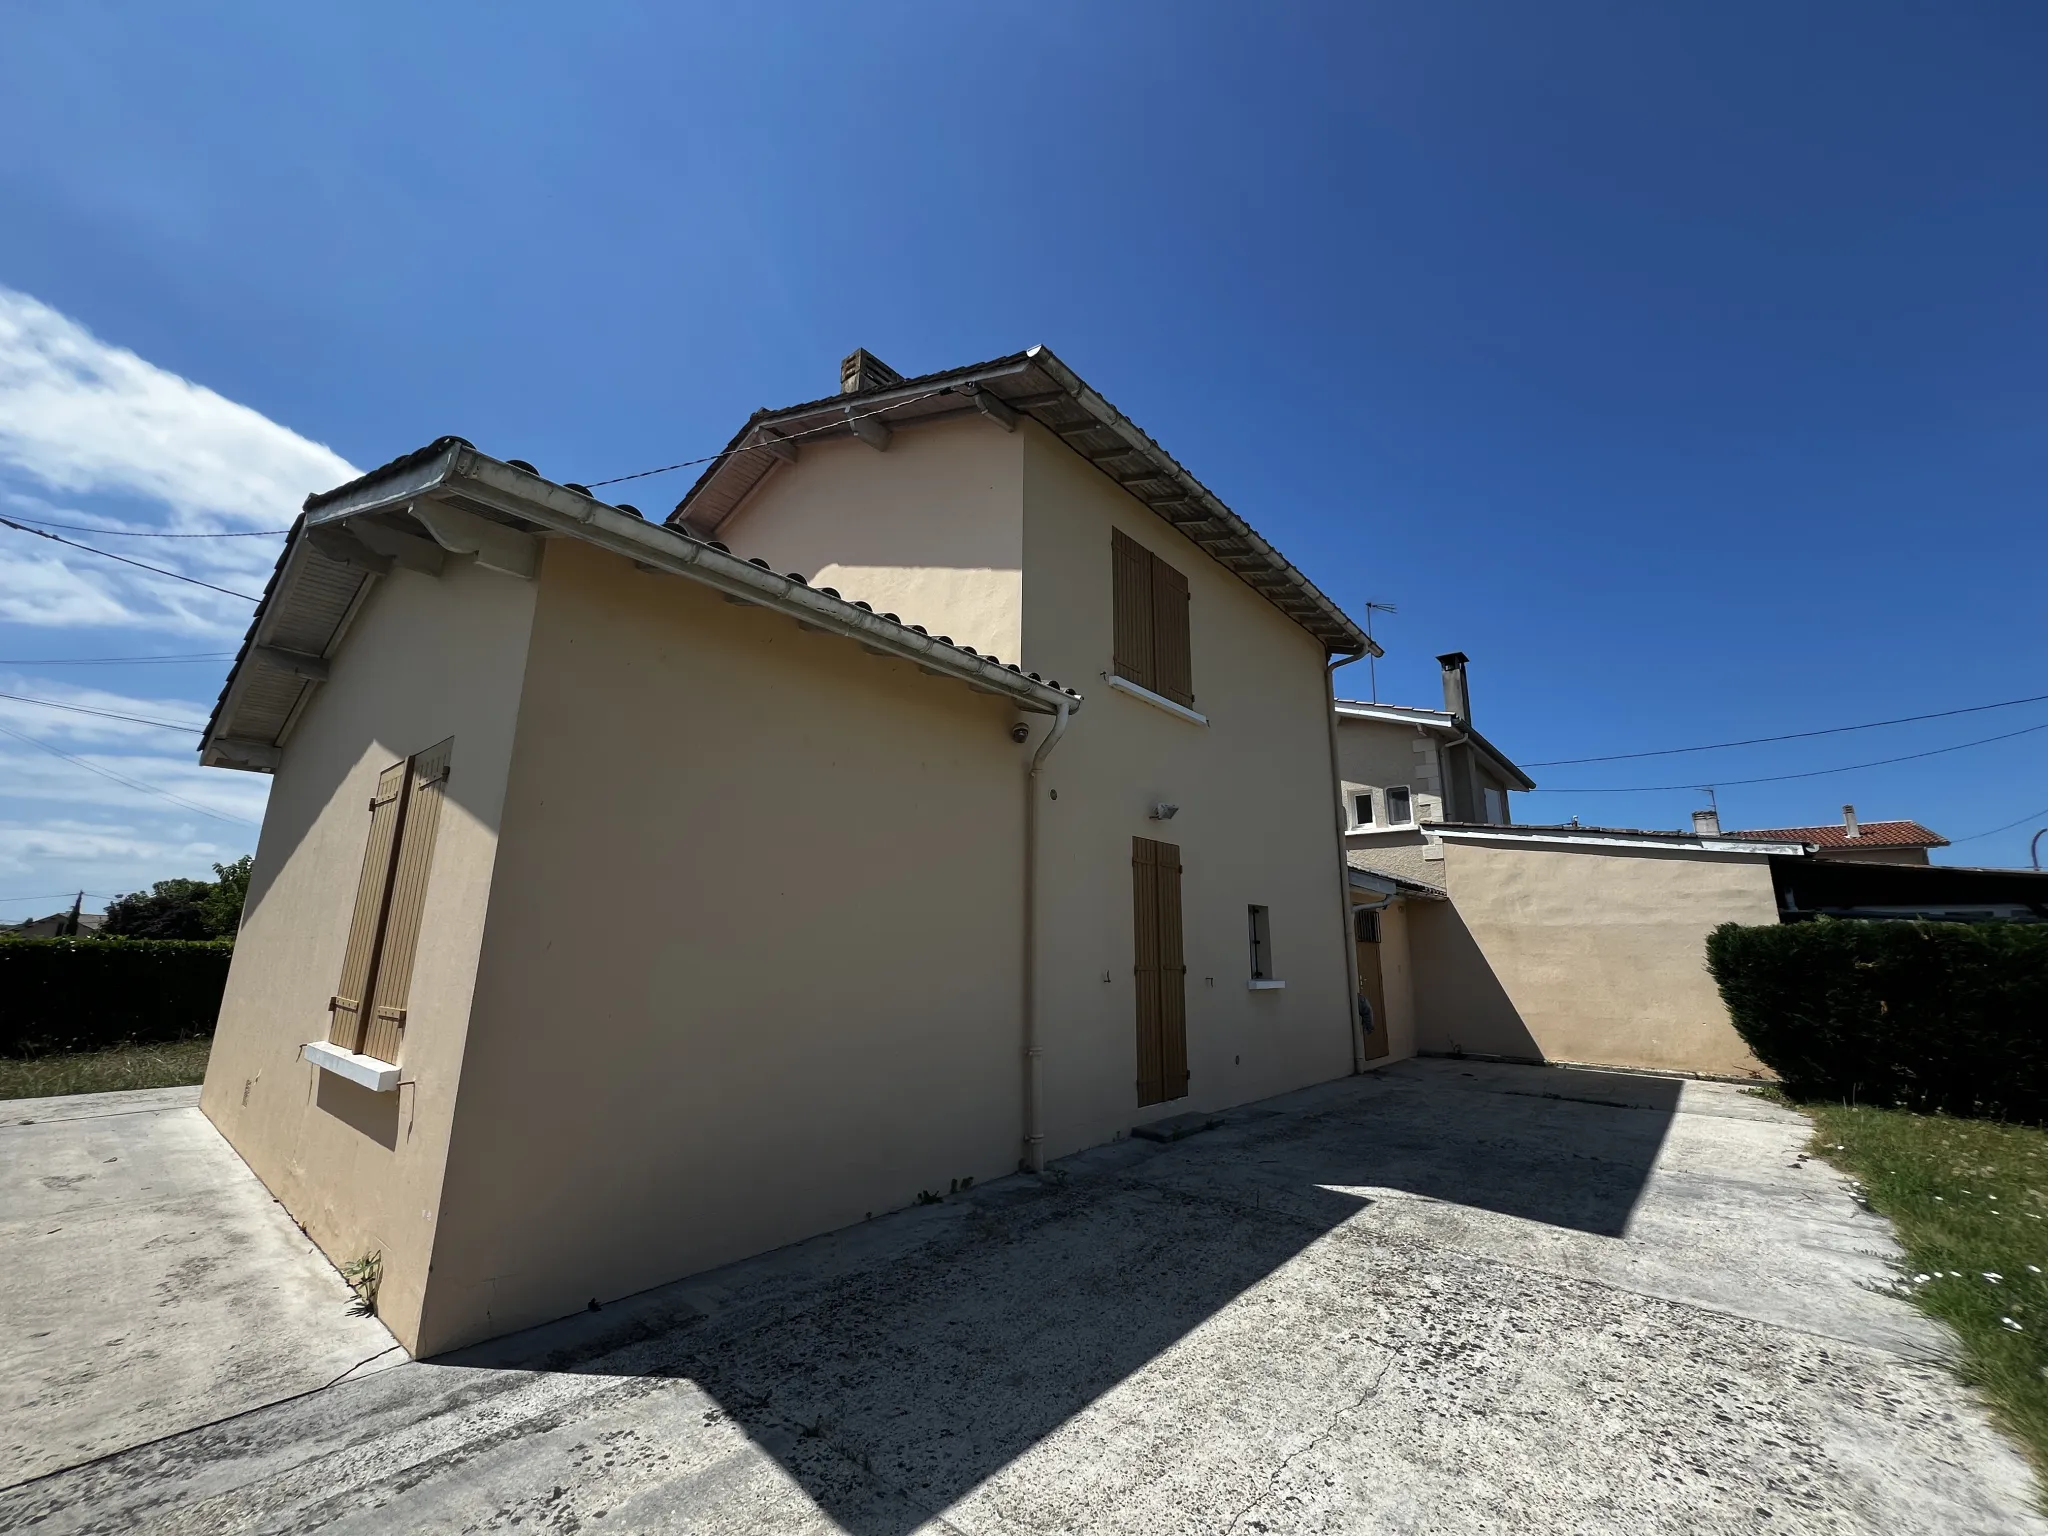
[0,1037,211,1100]
[1802,1098,2048,1476]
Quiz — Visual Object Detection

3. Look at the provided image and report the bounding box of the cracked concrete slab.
[0,1086,401,1486]
[1,1060,2038,1533]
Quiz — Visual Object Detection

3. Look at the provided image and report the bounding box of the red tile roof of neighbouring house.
[1728,820,1948,850]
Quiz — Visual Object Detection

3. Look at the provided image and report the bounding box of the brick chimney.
[1437,652,1472,723]
[1692,809,1721,836]
[840,349,904,395]
[1843,804,1861,839]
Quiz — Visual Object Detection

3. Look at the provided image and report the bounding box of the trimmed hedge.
[1707,920,2048,1120]
[0,937,233,1058]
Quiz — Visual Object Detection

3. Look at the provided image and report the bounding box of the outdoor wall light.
[1151,803,1180,820]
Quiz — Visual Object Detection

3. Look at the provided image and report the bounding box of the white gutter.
[1020,698,1073,1173]
[1325,653,1369,1074]
[1428,826,1810,857]
[298,441,1082,720]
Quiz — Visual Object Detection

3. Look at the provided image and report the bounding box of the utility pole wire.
[1525,690,2048,767]
[0,720,255,825]
[1537,717,2048,793]
[0,692,204,733]
[0,516,261,601]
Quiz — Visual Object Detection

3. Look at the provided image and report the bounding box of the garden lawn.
[1805,1099,2048,1477]
[0,1037,211,1100]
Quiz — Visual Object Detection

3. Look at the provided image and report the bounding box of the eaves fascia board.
[308,446,1082,720]
[1429,826,1810,857]
[1020,346,1375,658]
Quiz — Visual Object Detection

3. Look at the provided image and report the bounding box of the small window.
[1354,909,1381,944]
[1352,791,1374,828]
[1247,905,1272,980]
[1385,785,1413,826]
[1482,785,1507,824]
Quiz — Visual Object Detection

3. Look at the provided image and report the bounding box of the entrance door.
[1132,836,1189,1106]
[1355,907,1390,1061]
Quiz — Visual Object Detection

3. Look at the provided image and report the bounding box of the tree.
[100,857,252,940]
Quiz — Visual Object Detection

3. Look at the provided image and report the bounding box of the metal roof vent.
[840,349,903,395]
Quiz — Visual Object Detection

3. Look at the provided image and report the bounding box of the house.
[196,346,1374,1356]
[1721,804,1948,865]
[1335,661,1794,1077]
[0,909,103,938]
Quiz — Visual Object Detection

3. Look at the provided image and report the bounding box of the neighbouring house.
[0,909,103,938]
[1719,803,1949,865]
[196,346,1374,1356]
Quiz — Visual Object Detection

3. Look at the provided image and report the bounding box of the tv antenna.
[1362,601,1397,702]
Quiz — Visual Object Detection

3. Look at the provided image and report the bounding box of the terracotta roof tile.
[1727,820,1947,849]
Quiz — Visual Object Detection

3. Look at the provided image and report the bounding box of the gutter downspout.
[1023,697,1072,1173]
[1327,653,1368,1073]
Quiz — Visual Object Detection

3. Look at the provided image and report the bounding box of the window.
[1247,904,1272,980]
[1352,791,1374,828]
[328,739,453,1066]
[1354,908,1381,943]
[1111,529,1193,707]
[1483,785,1507,824]
[1385,785,1413,826]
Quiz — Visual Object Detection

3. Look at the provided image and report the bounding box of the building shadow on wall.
[1410,898,1549,1063]
[432,1065,1681,1534]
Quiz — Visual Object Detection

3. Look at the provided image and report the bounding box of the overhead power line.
[0,652,236,666]
[1538,718,2048,793]
[1525,691,2048,767]
[1948,805,2048,846]
[0,514,289,538]
[0,691,204,733]
[0,720,253,825]
[0,891,117,906]
[585,388,952,489]
[0,516,261,601]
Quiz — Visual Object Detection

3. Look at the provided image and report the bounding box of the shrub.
[1706,920,2048,1120]
[0,937,234,1058]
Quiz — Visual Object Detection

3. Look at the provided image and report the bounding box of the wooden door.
[1133,837,1189,1106]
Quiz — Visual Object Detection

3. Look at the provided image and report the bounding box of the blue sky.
[0,2,2043,912]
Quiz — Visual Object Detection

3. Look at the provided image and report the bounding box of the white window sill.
[303,1039,401,1092]
[1247,979,1287,991]
[1345,823,1420,836]
[1108,675,1209,727]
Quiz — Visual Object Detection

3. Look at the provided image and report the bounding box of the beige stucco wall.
[200,557,539,1349]
[1410,839,1777,1078]
[1334,716,1444,830]
[1355,894,1420,1066]
[711,415,1025,661]
[415,538,1027,1353]
[1020,421,1356,1156]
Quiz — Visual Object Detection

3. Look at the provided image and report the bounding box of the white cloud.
[0,818,250,893]
[0,285,357,528]
[0,747,267,825]
[0,673,211,743]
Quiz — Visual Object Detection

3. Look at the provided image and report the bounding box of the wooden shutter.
[1132,836,1189,1107]
[329,760,410,1052]
[1112,529,1154,691]
[359,738,453,1065]
[1150,556,1192,706]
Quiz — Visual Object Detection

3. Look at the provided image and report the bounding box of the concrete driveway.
[1,1060,2038,1534]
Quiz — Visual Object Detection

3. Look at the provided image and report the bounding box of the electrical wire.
[0,720,255,825]
[0,652,236,666]
[1524,690,2048,767]
[585,388,953,488]
[0,692,204,733]
[1947,805,2048,846]
[0,514,289,538]
[0,891,116,906]
[1536,717,2048,793]
[0,516,261,601]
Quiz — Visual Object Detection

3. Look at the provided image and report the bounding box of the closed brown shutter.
[329,760,410,1052]
[1150,557,1192,707]
[1112,529,1154,692]
[1132,836,1189,1107]
[359,738,453,1065]
[1132,837,1164,1106]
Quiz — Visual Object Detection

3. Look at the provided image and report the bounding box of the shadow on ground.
[432,1065,1682,1534]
